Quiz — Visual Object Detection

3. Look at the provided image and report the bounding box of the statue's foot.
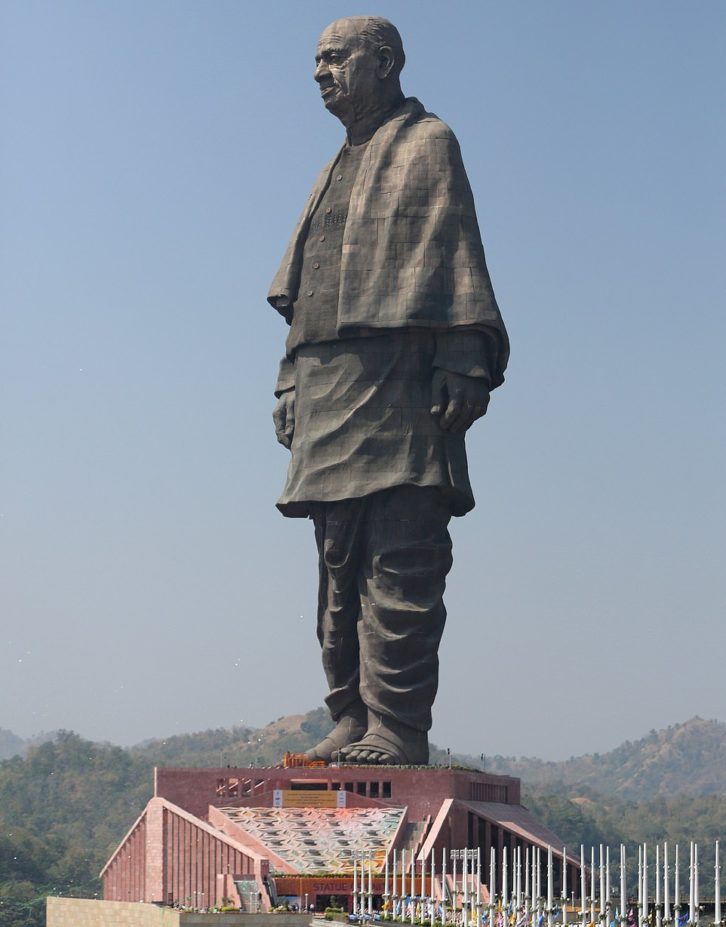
[340,714,429,766]
[305,703,367,763]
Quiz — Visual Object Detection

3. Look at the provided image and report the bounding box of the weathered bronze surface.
[267,17,509,765]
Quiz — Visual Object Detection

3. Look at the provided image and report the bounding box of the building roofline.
[99,795,271,879]
[419,797,455,860]
[457,799,581,866]
[99,804,148,879]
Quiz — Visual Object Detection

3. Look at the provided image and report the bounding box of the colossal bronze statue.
[268,16,508,765]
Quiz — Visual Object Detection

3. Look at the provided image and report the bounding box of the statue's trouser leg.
[314,500,366,722]
[358,486,452,733]
[314,486,452,731]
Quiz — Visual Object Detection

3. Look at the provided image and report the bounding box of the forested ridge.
[1,714,724,927]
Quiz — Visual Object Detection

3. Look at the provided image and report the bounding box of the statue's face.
[314,19,383,124]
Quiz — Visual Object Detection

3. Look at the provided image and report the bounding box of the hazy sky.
[2,1,724,761]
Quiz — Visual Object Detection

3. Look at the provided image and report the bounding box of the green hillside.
[478,718,726,801]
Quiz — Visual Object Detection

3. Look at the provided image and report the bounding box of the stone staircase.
[234,878,262,912]
[398,815,432,858]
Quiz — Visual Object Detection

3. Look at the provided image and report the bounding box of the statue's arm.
[273,355,295,449]
[274,355,295,397]
[430,329,496,434]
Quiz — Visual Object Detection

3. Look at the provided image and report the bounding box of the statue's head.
[314,16,405,128]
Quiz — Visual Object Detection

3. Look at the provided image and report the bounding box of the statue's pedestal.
[155,761,522,821]
[103,764,576,912]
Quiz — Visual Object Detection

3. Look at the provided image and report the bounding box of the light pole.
[714,841,721,927]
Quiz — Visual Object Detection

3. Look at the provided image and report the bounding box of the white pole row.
[369,842,722,927]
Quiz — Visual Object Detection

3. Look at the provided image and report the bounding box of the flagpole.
[490,847,496,927]
[464,849,469,927]
[547,846,553,927]
[354,853,359,917]
[442,848,447,927]
[385,850,390,920]
[477,847,482,927]
[516,846,522,913]
[694,844,699,926]
[403,849,407,917]
[714,841,721,927]
[422,850,427,923]
[581,845,587,927]
[674,845,680,927]
[606,846,611,927]
[502,847,509,909]
[430,849,436,927]
[411,850,415,926]
[644,843,649,927]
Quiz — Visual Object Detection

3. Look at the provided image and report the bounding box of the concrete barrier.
[47,897,318,927]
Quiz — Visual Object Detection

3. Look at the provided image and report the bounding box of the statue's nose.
[314,60,329,83]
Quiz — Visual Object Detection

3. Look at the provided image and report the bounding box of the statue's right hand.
[273,391,295,449]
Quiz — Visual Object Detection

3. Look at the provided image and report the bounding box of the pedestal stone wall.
[46,898,181,927]
[47,898,315,927]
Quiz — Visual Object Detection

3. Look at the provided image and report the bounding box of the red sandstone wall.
[103,813,147,902]
[104,798,264,908]
[154,767,520,823]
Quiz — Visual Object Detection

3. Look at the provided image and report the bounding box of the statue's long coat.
[268,97,509,387]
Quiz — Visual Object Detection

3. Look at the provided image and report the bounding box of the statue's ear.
[377,45,396,80]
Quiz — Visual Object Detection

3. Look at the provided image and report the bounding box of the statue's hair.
[335,16,406,77]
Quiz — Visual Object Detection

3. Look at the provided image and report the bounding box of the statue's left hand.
[273,391,296,449]
[430,370,490,434]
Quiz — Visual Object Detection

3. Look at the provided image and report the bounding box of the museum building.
[101,763,580,912]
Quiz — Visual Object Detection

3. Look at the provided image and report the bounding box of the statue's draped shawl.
[268,98,509,388]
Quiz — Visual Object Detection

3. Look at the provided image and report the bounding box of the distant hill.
[0,729,61,762]
[474,717,726,801]
[130,707,334,768]
[0,728,25,761]
[5,713,726,797]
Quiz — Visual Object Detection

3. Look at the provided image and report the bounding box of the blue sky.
[2,1,724,759]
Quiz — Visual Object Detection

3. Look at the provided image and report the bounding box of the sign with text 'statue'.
[273,789,347,808]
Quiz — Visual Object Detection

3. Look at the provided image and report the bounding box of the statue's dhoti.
[312,485,453,733]
[276,332,476,519]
